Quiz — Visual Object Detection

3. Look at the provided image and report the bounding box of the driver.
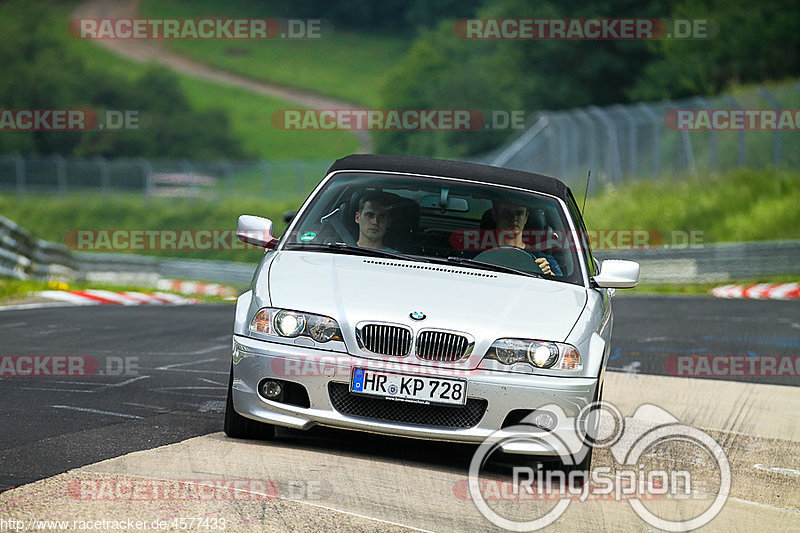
[492,200,562,276]
[354,192,394,250]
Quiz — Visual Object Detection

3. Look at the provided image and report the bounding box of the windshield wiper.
[444,256,544,279]
[285,242,430,263]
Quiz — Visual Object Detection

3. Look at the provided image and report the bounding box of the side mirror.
[237,215,278,249]
[592,260,639,288]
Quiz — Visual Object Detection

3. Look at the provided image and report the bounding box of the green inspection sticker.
[300,232,317,241]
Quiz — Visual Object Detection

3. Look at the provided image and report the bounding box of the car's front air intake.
[415,331,470,361]
[359,324,412,356]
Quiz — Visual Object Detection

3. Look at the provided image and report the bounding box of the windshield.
[282,172,585,286]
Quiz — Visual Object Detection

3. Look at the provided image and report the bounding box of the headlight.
[275,310,305,337]
[484,339,582,371]
[307,315,339,343]
[249,308,342,343]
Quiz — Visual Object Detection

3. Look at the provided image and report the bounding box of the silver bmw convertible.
[225,154,638,469]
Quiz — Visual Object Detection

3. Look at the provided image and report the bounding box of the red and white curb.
[711,283,800,300]
[38,289,199,306]
[157,279,237,298]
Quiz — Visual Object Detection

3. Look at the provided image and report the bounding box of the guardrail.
[0,215,76,280]
[75,253,255,286]
[597,240,800,284]
[1,216,797,286]
[0,216,255,285]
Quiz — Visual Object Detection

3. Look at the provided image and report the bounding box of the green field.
[583,168,800,243]
[50,0,359,160]
[139,0,409,108]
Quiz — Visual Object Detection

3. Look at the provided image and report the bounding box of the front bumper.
[231,335,599,456]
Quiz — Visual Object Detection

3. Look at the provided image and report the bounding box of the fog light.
[530,411,556,430]
[260,379,283,399]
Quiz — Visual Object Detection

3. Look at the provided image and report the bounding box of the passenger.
[354,192,395,250]
[492,200,562,276]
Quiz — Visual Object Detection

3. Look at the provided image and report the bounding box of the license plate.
[350,368,467,406]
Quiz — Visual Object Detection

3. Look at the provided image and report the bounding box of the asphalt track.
[0,296,798,531]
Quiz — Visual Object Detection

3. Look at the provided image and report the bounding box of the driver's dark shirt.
[526,249,564,276]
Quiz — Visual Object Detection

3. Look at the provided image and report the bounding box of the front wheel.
[223,365,275,440]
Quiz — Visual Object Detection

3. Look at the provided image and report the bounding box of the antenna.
[581,170,591,215]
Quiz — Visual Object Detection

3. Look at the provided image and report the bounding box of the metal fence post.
[554,113,570,176]
[222,159,234,196]
[293,160,304,197]
[615,104,637,178]
[588,106,622,184]
[758,87,782,168]
[54,154,67,194]
[574,110,596,182]
[693,96,717,172]
[181,158,196,198]
[96,155,110,194]
[670,101,697,179]
[13,153,25,196]
[139,157,153,197]
[259,160,270,197]
[564,113,580,177]
[491,115,549,168]
[636,103,661,177]
[725,95,746,167]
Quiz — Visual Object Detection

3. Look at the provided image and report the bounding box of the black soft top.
[327,154,570,201]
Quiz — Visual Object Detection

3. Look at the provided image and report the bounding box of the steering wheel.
[473,246,541,273]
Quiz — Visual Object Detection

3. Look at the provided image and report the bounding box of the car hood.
[266,251,587,361]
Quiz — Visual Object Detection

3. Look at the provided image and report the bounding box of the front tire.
[224,365,275,440]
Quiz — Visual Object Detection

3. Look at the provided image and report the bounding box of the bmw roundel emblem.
[410,311,426,321]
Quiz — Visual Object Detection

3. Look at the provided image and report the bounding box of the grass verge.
[0,279,235,304]
[624,274,799,296]
[584,169,800,243]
